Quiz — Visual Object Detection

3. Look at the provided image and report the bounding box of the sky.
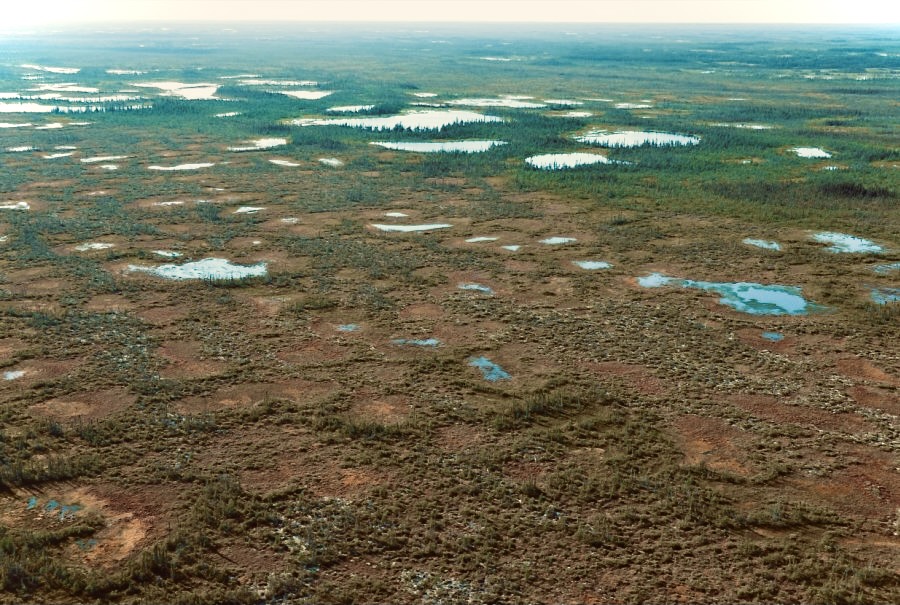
[4,0,898,27]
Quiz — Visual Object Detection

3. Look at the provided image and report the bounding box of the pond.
[392,338,441,347]
[371,223,452,232]
[873,262,900,274]
[576,130,700,147]
[525,153,611,169]
[458,283,494,294]
[791,147,831,158]
[148,163,215,171]
[327,105,375,113]
[292,110,504,131]
[371,140,506,153]
[870,288,900,305]
[228,138,287,152]
[743,238,782,251]
[638,273,817,315]
[469,356,511,381]
[447,97,546,108]
[127,258,267,280]
[573,260,612,270]
[811,232,883,254]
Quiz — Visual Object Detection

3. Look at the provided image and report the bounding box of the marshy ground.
[0,23,898,604]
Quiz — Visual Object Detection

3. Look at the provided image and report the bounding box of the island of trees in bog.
[0,23,897,604]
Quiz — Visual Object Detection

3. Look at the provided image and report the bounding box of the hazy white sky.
[6,0,898,27]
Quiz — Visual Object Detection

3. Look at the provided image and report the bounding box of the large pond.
[638,273,818,315]
[127,258,267,280]
[525,153,611,169]
[576,130,700,147]
[291,110,504,131]
[371,140,505,153]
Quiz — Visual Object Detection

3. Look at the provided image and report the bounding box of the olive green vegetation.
[0,23,898,604]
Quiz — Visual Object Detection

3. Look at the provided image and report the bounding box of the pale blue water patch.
[76,539,98,551]
[337,324,359,332]
[392,338,441,347]
[45,500,59,511]
[873,262,900,274]
[637,273,677,288]
[458,283,493,294]
[59,504,82,520]
[573,260,612,270]
[469,356,510,381]
[811,232,883,254]
[638,273,817,315]
[26,496,38,510]
[762,332,784,342]
[743,238,781,251]
[870,288,900,305]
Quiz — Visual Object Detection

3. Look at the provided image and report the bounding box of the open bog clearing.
[0,23,898,605]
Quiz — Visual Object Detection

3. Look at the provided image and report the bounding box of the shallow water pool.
[870,288,900,305]
[743,238,782,251]
[573,260,612,270]
[811,232,883,254]
[392,338,441,347]
[458,283,494,294]
[469,356,510,381]
[791,147,831,158]
[372,223,452,233]
[639,273,817,315]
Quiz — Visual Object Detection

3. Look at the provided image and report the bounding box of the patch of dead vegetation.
[729,393,876,433]
[157,339,228,379]
[176,380,335,414]
[29,387,135,420]
[673,414,758,477]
